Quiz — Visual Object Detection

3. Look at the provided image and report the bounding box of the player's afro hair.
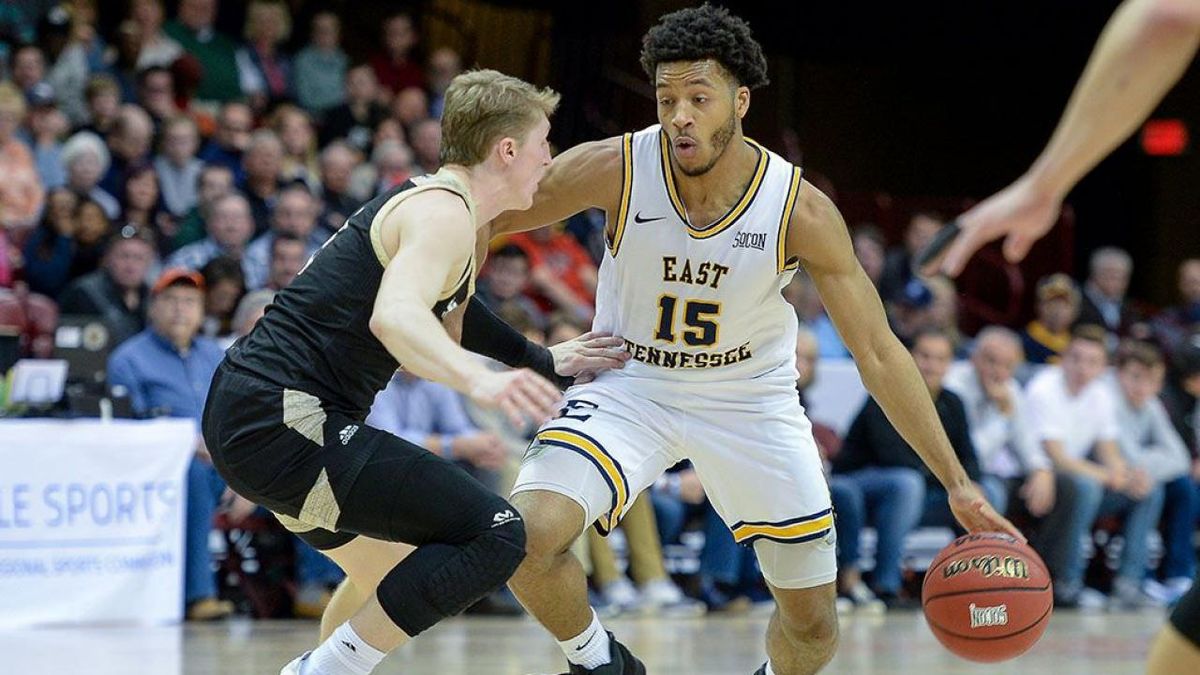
[639,4,769,89]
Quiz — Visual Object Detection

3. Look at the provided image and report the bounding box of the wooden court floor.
[0,610,1164,674]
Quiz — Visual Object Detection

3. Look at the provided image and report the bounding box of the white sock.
[557,609,611,669]
[765,662,778,675]
[303,622,387,675]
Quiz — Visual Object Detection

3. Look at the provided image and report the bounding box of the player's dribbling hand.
[949,482,1027,543]
[928,175,1062,278]
[549,331,631,378]
[470,368,562,428]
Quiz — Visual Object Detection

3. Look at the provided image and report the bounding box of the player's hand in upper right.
[469,368,562,428]
[928,175,1062,278]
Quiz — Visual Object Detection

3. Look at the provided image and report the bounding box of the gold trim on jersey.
[368,169,479,268]
[608,133,634,257]
[777,166,803,273]
[533,428,630,534]
[731,509,834,545]
[657,130,770,239]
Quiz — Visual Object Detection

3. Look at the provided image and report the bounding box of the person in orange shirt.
[507,224,598,322]
[0,82,45,230]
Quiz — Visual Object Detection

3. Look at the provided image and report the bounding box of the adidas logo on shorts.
[338,425,359,446]
[492,509,520,527]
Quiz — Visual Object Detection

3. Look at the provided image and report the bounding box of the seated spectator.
[943,327,1054,521]
[39,8,92,128]
[19,82,68,190]
[370,13,424,96]
[832,329,982,607]
[0,81,44,229]
[1077,247,1145,340]
[392,86,430,132]
[229,288,274,341]
[265,233,305,291]
[22,188,79,298]
[130,0,184,70]
[154,116,204,218]
[887,277,937,347]
[1111,341,1195,604]
[426,47,462,119]
[99,105,154,200]
[367,139,415,195]
[58,224,156,347]
[1025,325,1164,609]
[136,65,181,127]
[165,0,243,103]
[235,0,294,112]
[242,184,324,289]
[1152,258,1200,355]
[319,64,388,154]
[106,268,238,620]
[61,130,120,219]
[878,211,942,303]
[925,276,966,357]
[171,163,234,252]
[120,162,173,237]
[272,105,319,189]
[316,141,360,234]
[409,118,442,175]
[198,102,253,185]
[851,224,886,289]
[507,225,598,323]
[167,193,255,277]
[67,197,114,281]
[199,256,245,340]
[1023,273,1081,365]
[8,43,44,96]
[293,11,347,117]
[242,130,285,235]
[78,75,122,140]
[474,244,546,328]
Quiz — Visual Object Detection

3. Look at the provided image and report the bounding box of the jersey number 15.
[653,294,721,347]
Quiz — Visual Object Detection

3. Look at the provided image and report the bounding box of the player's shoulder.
[555,135,628,175]
[790,179,838,229]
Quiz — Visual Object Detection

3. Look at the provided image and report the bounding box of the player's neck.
[442,164,507,227]
[672,136,758,214]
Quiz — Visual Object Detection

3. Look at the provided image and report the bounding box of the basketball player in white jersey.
[490,6,1020,675]
[918,1,1200,671]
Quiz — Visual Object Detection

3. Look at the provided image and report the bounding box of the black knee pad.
[375,516,527,637]
[1170,581,1200,648]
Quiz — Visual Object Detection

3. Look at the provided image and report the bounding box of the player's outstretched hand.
[470,368,562,428]
[949,482,1027,543]
[549,330,631,379]
[926,175,1063,278]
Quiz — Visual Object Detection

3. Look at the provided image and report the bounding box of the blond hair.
[0,82,26,119]
[439,69,560,167]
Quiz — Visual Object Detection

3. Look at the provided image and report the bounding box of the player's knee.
[509,491,583,569]
[485,515,527,579]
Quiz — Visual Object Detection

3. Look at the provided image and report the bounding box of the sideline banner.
[0,419,194,628]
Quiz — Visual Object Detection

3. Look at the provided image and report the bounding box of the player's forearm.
[1027,0,1200,199]
[856,338,972,491]
[370,303,489,393]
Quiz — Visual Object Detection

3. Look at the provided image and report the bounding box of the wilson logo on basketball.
[968,603,1009,629]
[942,555,1030,581]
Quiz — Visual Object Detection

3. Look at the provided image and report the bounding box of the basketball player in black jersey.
[201,70,630,675]
[919,1,1200,671]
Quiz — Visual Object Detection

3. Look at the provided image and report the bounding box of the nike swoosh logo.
[634,212,665,224]
[341,641,357,652]
[574,631,598,651]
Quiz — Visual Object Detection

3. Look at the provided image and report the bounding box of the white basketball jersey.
[593,124,804,404]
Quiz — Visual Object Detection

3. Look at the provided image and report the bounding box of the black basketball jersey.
[225,169,476,417]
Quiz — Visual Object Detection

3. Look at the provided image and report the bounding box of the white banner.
[0,419,195,628]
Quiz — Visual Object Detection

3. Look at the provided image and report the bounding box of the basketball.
[921,532,1054,663]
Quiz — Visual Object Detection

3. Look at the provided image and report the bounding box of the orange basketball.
[921,532,1053,663]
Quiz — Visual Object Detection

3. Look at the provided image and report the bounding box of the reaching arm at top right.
[936,0,1200,275]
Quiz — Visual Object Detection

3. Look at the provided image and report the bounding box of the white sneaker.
[1076,587,1108,612]
[1166,577,1194,603]
[846,581,886,615]
[602,578,643,614]
[639,579,706,617]
[1142,579,1174,605]
[280,651,311,675]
